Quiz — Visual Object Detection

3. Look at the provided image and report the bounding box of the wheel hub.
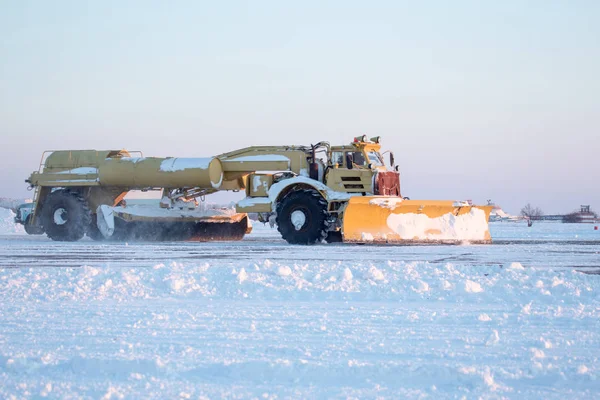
[290,210,307,231]
[53,208,68,225]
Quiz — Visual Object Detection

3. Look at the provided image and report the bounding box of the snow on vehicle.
[21,137,493,244]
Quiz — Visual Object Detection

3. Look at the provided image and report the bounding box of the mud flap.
[342,197,493,244]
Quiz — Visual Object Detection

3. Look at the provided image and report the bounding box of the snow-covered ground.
[0,218,599,398]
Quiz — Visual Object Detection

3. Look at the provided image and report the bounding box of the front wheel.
[276,189,329,245]
[41,190,91,242]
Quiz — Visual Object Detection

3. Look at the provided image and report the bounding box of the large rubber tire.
[41,190,91,242]
[276,189,329,245]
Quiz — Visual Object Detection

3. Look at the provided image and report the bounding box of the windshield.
[367,151,384,167]
[332,151,367,167]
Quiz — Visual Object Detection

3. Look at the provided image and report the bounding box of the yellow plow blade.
[342,197,493,244]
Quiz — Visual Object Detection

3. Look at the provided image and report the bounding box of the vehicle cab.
[325,136,400,196]
[329,135,388,171]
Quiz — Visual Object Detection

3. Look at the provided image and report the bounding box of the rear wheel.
[276,189,329,245]
[41,190,91,242]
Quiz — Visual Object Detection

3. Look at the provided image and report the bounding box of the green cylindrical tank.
[43,150,130,170]
[97,157,224,189]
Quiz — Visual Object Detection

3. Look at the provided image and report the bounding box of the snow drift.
[0,221,599,399]
[0,257,598,399]
[0,208,24,235]
[1,258,597,306]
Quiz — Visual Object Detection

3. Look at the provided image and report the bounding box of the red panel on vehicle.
[374,171,401,196]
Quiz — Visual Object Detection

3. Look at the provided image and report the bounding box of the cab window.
[332,151,345,166]
[331,151,368,167]
[351,151,366,166]
[367,151,384,167]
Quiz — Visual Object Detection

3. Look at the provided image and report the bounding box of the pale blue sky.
[1,0,598,213]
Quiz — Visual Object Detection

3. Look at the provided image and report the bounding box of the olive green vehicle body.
[23,137,492,244]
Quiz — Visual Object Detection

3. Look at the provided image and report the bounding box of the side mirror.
[389,152,395,167]
[346,153,354,169]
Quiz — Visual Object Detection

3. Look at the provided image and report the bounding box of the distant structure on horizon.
[562,205,599,224]
[486,201,599,224]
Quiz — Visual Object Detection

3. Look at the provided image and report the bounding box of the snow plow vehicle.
[22,136,493,244]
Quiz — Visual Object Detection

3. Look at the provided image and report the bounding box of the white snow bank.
[0,197,30,212]
[1,258,597,306]
[0,234,598,399]
[0,208,25,235]
[387,208,489,241]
